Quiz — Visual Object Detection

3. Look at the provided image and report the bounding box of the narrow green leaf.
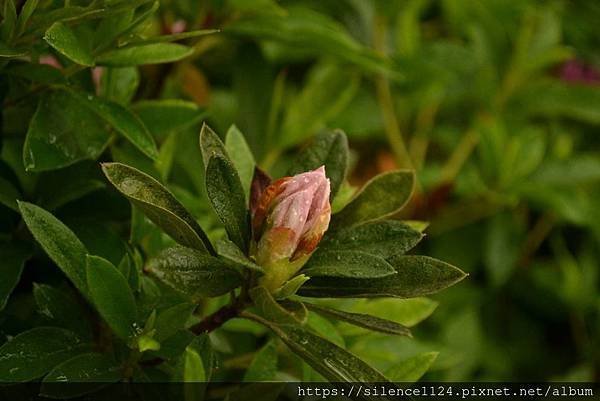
[332,170,415,229]
[86,255,137,340]
[174,334,214,382]
[288,130,349,199]
[23,90,110,171]
[199,123,228,167]
[41,353,120,398]
[102,162,213,253]
[250,286,304,325]
[97,43,193,66]
[154,302,195,341]
[145,246,242,299]
[68,90,158,159]
[44,22,94,66]
[299,255,467,298]
[279,63,360,147]
[251,317,389,383]
[99,66,140,105]
[33,283,91,336]
[225,125,255,202]
[0,43,27,57]
[243,341,278,382]
[132,29,219,44]
[133,99,205,136]
[205,155,250,252]
[349,298,438,328]
[182,347,206,382]
[385,352,438,382]
[304,302,411,337]
[273,274,310,300]
[215,238,264,275]
[15,0,39,37]
[226,9,394,77]
[0,241,31,311]
[18,201,88,294]
[318,220,423,259]
[0,176,20,211]
[303,250,396,279]
[307,312,345,347]
[0,0,17,42]
[0,327,87,383]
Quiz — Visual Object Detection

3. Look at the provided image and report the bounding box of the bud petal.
[251,166,331,291]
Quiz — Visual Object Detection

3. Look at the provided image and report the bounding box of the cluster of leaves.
[1,0,599,393]
[0,0,469,397]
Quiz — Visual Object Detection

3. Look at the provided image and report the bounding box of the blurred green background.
[2,0,600,383]
[183,0,600,382]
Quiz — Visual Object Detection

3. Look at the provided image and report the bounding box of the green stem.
[372,14,414,170]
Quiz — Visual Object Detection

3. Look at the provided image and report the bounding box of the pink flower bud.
[251,166,331,290]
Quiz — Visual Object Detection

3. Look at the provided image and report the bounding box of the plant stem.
[372,14,414,170]
[439,128,479,184]
[189,294,248,334]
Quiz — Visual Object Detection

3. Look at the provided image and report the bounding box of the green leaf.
[33,283,91,336]
[306,312,345,347]
[273,274,310,299]
[215,238,264,275]
[304,303,411,337]
[23,90,111,171]
[86,255,138,340]
[243,341,278,382]
[145,246,242,299]
[154,302,195,341]
[250,286,305,325]
[18,201,88,294]
[385,352,438,382]
[331,170,415,229]
[279,63,360,147]
[131,29,218,44]
[40,353,120,398]
[99,66,140,105]
[199,123,228,167]
[0,42,27,57]
[68,90,158,159]
[182,347,206,382]
[251,317,389,383]
[303,250,396,279]
[299,255,467,298]
[517,80,600,125]
[205,155,250,252]
[97,43,193,66]
[0,241,31,311]
[349,298,438,328]
[102,162,213,253]
[133,99,205,136]
[318,220,423,259]
[225,125,255,202]
[226,8,393,77]
[0,327,87,383]
[44,22,94,66]
[287,130,349,199]
[0,0,17,42]
[15,0,39,37]
[0,176,20,212]
[174,334,214,382]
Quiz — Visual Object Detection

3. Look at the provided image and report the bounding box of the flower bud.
[251,166,331,291]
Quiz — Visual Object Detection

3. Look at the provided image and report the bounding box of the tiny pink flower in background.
[39,55,62,69]
[558,59,600,85]
[251,166,331,290]
[170,19,187,34]
[92,67,105,94]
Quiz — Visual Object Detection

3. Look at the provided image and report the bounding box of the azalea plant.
[2,0,599,397]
